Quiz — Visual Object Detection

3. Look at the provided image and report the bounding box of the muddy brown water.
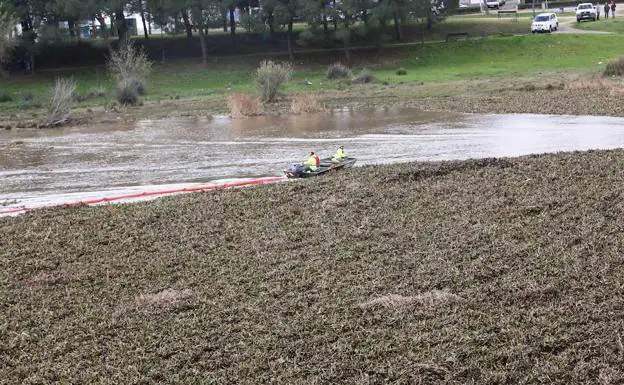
[2,108,624,209]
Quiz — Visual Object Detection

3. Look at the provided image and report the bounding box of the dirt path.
[556,16,613,33]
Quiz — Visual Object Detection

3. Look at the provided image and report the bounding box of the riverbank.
[2,34,624,129]
[2,149,624,383]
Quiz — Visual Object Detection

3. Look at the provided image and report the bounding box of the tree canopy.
[3,0,457,65]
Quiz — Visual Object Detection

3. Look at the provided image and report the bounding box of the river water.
[2,108,624,210]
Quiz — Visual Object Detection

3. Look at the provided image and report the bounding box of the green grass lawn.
[573,17,624,32]
[0,34,621,118]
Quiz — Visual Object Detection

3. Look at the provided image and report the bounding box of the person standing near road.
[596,2,601,19]
[611,1,616,17]
[604,2,610,18]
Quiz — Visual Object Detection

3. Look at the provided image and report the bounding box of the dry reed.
[290,93,324,114]
[228,93,263,118]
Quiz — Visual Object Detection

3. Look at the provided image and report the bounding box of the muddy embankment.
[3,74,624,130]
[2,149,624,384]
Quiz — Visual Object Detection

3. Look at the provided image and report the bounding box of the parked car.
[576,3,598,21]
[531,13,559,33]
[486,0,506,8]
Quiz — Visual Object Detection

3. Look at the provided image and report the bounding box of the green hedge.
[450,6,482,15]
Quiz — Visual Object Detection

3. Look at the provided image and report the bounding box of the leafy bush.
[20,92,35,102]
[44,77,76,126]
[116,79,140,106]
[0,92,12,103]
[240,13,267,34]
[326,63,352,80]
[604,57,624,77]
[396,67,408,76]
[352,70,377,84]
[37,25,71,45]
[256,60,292,103]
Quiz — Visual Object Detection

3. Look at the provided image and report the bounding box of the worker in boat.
[303,151,318,172]
[332,145,346,163]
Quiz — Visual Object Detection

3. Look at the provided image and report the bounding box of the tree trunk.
[323,14,328,33]
[229,8,236,37]
[332,0,338,30]
[223,11,228,32]
[181,10,193,39]
[197,18,208,66]
[392,10,402,40]
[96,13,109,38]
[115,9,127,41]
[343,19,351,64]
[140,2,149,39]
[287,19,294,62]
[267,10,274,37]
[29,50,35,73]
[68,19,76,38]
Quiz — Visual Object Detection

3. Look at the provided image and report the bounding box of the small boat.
[284,157,357,178]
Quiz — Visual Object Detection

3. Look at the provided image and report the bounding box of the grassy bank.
[0,33,623,125]
[2,149,624,383]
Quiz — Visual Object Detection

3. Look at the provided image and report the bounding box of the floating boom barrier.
[0,176,288,216]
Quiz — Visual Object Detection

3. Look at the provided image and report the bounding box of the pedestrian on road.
[611,1,616,17]
[604,2,610,18]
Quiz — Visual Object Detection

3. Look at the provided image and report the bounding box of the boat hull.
[284,157,357,178]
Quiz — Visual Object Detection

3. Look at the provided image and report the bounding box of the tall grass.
[228,93,263,118]
[290,93,324,114]
[256,60,292,103]
[43,77,76,127]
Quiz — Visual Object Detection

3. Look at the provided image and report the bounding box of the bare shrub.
[326,63,352,80]
[228,93,263,118]
[359,290,460,310]
[43,77,76,127]
[257,60,292,103]
[290,93,324,114]
[107,41,152,83]
[107,41,151,105]
[605,57,624,77]
[352,70,377,84]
